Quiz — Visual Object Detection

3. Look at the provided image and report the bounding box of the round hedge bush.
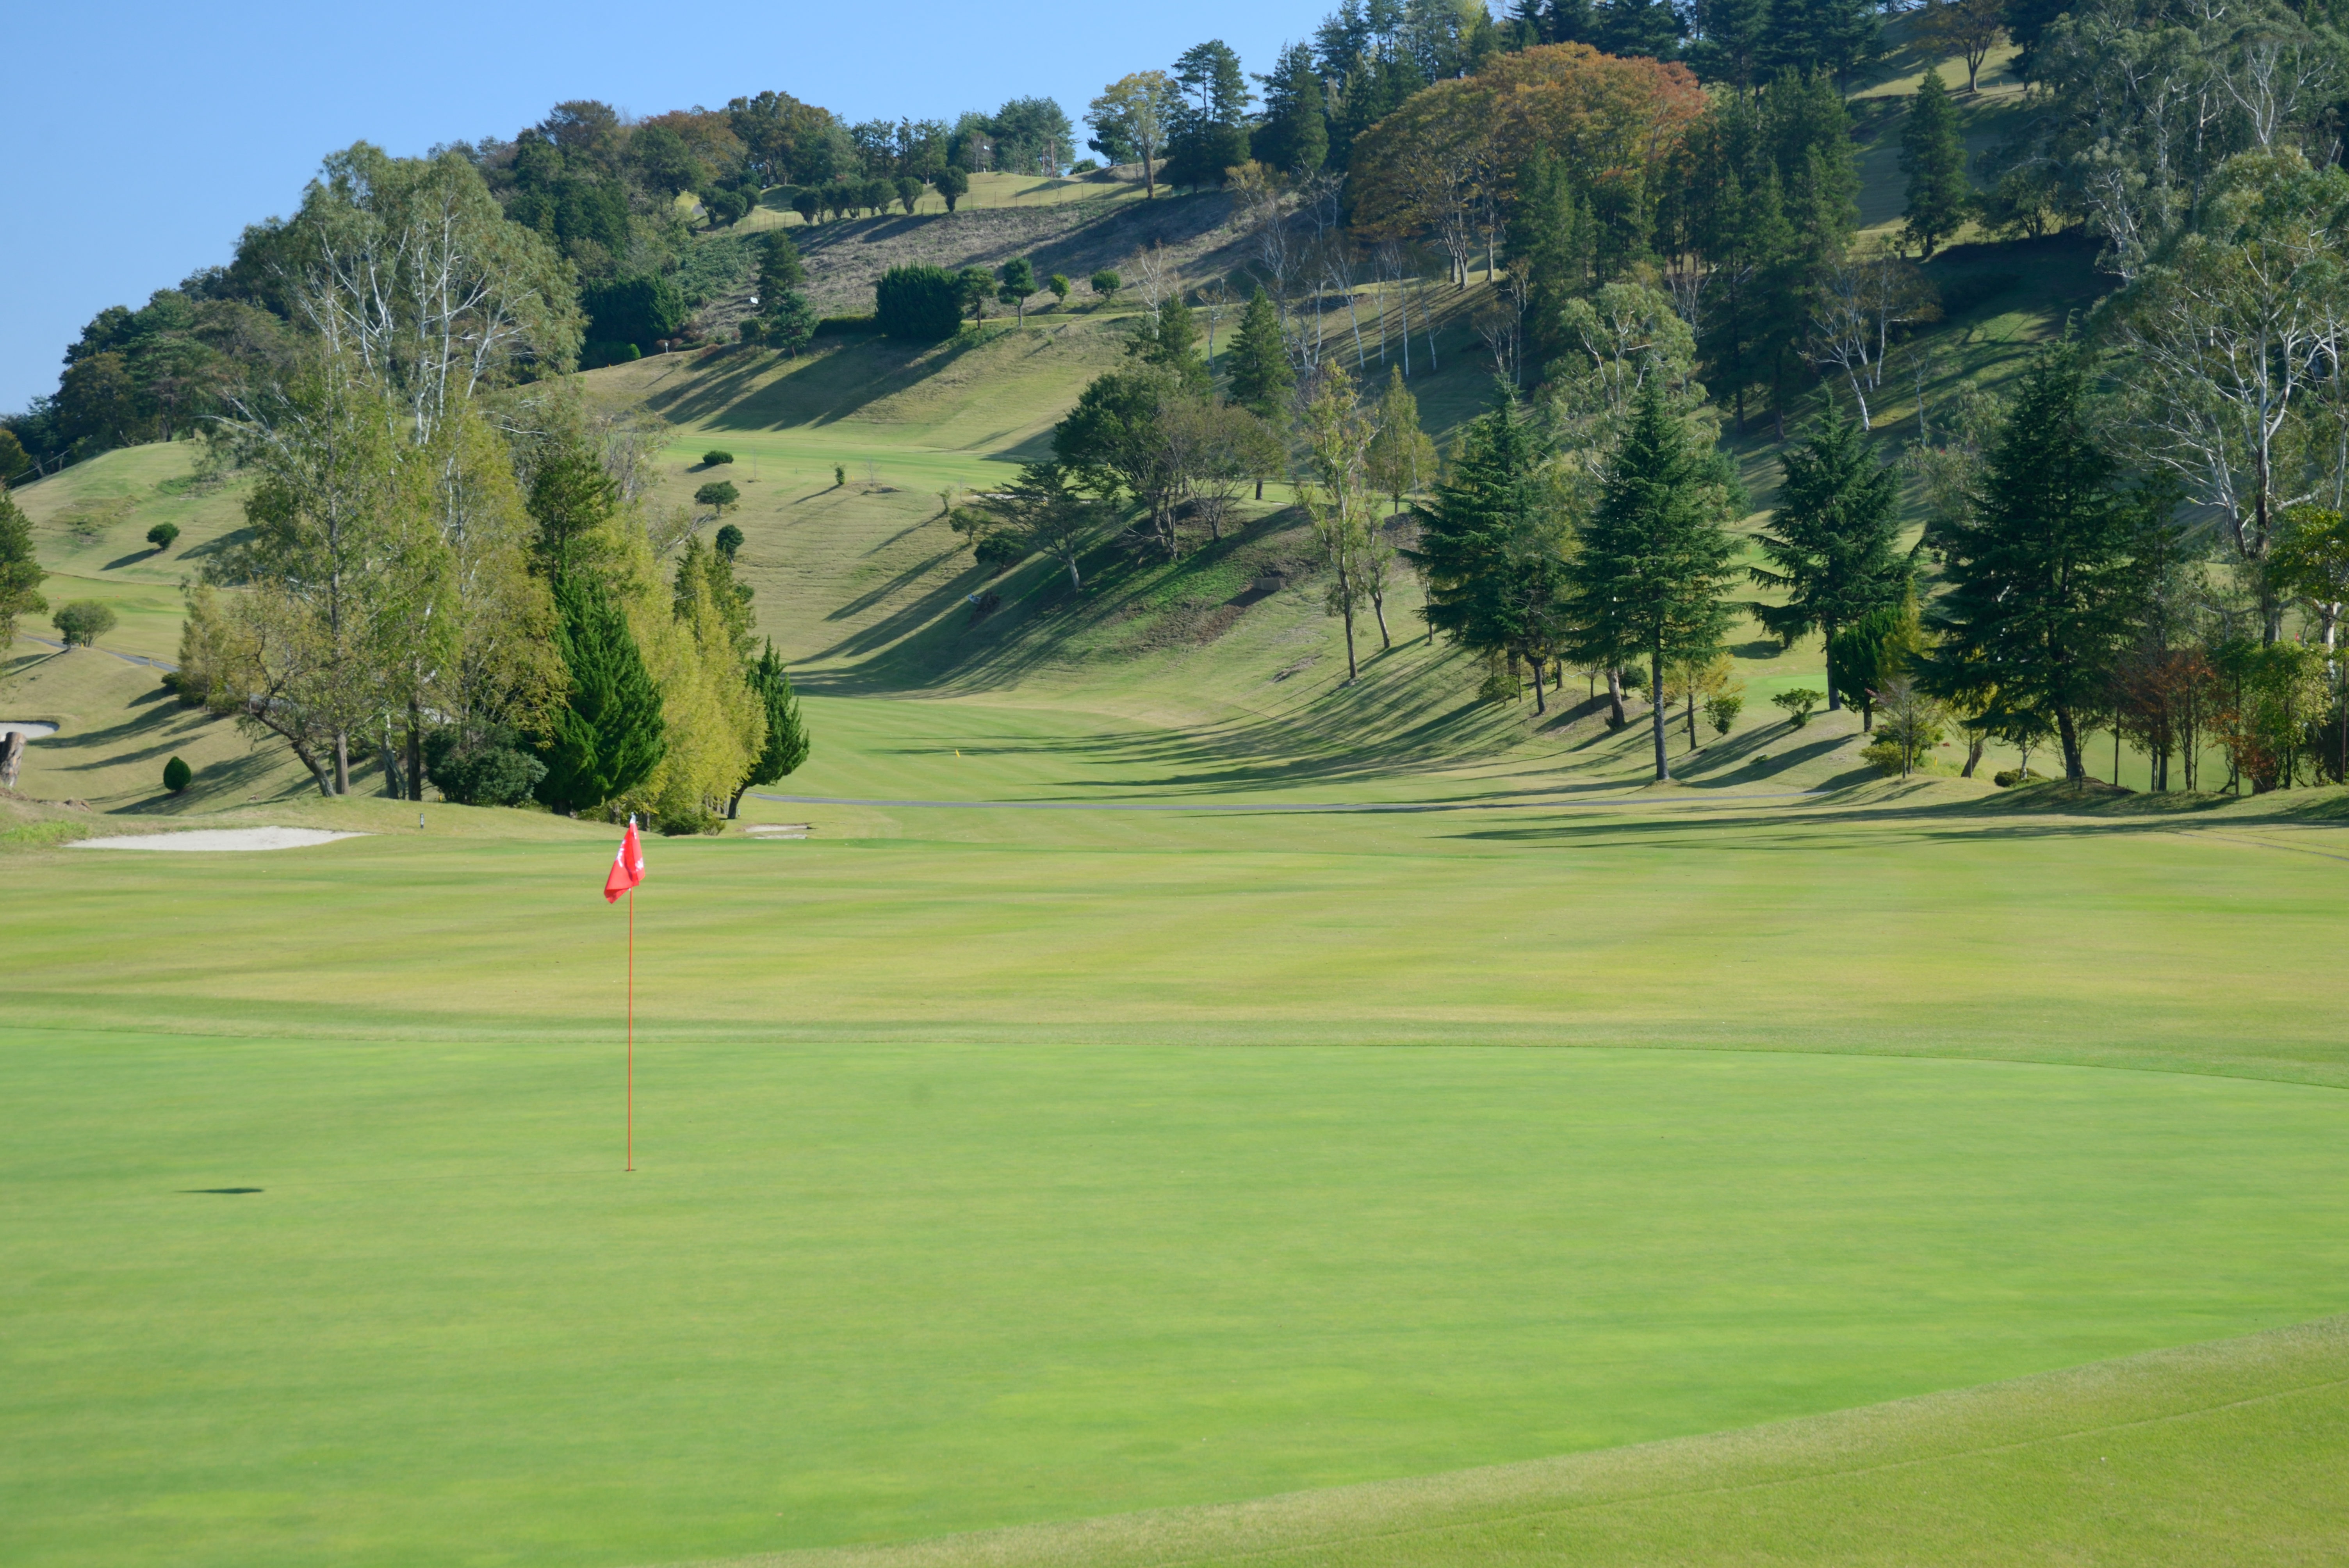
[162,756,192,794]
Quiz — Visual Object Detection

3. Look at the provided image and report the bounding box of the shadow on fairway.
[181,1188,262,1195]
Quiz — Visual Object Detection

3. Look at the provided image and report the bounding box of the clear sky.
[1,0,1327,411]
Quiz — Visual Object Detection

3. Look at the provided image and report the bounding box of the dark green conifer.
[534,573,667,814]
[1748,404,1910,712]
[1560,378,1739,780]
[1225,289,1295,420]
[727,640,811,818]
[1900,69,1969,258]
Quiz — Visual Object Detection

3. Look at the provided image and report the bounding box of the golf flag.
[604,819,644,903]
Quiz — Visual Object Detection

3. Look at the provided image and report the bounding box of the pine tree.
[1128,300,1209,392]
[1561,377,1740,780]
[0,483,47,648]
[1225,289,1295,421]
[1254,41,1329,176]
[727,640,810,818]
[1688,0,1769,90]
[1900,69,1969,258]
[1507,149,1591,374]
[1921,346,2151,780]
[1406,384,1549,658]
[1748,404,1910,713]
[759,230,806,293]
[535,571,668,814]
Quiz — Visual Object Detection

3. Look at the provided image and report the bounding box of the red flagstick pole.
[626,886,635,1172]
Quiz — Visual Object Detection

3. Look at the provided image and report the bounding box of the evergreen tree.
[535,571,668,814]
[1688,0,1769,89]
[761,289,817,356]
[1253,41,1330,175]
[1166,40,1254,189]
[1921,346,2153,780]
[1748,404,1910,712]
[1508,149,1592,373]
[1128,300,1209,392]
[1561,377,1740,780]
[727,640,810,818]
[997,257,1038,324]
[1406,385,1551,660]
[1225,289,1295,419]
[1595,0,1683,59]
[528,445,620,581]
[0,483,47,649]
[759,230,806,293]
[1764,0,1882,86]
[1899,69,1969,258]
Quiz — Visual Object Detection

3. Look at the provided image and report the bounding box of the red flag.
[604,820,644,903]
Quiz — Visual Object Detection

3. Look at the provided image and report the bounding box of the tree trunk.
[727,784,745,819]
[1649,648,1670,780]
[1371,589,1391,649]
[1531,655,1546,714]
[333,732,351,796]
[1606,668,1627,729]
[1961,732,1985,777]
[378,732,405,799]
[2057,707,2085,781]
[1823,621,1840,711]
[406,698,423,802]
[1686,688,1698,750]
[1067,556,1083,593]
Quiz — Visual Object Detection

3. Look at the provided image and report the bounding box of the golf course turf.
[7,691,2349,1566]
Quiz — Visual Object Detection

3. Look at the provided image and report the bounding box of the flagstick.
[626,886,635,1172]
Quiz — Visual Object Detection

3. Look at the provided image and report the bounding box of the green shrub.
[146,522,180,553]
[1772,688,1824,726]
[424,727,547,807]
[1090,269,1122,301]
[1705,693,1744,736]
[873,265,963,340]
[715,524,745,560]
[1993,767,2037,788]
[694,480,739,515]
[162,755,192,794]
[53,600,116,647]
[658,804,724,836]
[702,450,734,467]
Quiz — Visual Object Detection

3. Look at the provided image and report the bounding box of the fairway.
[7,692,2349,1566]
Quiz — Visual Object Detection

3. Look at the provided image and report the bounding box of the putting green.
[4,1022,2345,1567]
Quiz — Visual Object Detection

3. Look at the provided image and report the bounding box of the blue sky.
[1,0,1328,410]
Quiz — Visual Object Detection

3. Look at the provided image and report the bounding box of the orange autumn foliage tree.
[1350,44,1706,286]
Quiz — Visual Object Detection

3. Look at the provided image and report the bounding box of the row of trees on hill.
[141,146,807,823]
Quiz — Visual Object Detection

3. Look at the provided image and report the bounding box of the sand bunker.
[69,828,365,852]
[1,721,58,739]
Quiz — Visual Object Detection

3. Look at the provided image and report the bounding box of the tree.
[1916,0,2007,93]
[934,164,970,211]
[1748,404,1910,712]
[961,461,1106,591]
[1408,384,1571,707]
[761,289,817,356]
[0,484,45,647]
[0,430,30,482]
[528,445,620,581]
[998,258,1039,324]
[163,756,192,794]
[585,273,689,350]
[1166,41,1254,190]
[895,175,924,214]
[728,641,810,818]
[1862,677,1946,777]
[759,231,806,292]
[1087,71,1180,197]
[1048,274,1071,309]
[1054,364,1189,558]
[1225,288,1295,420]
[1366,367,1438,514]
[1254,41,1330,176]
[1561,376,1739,780]
[53,600,116,647]
[2110,151,2349,639]
[1091,270,1122,303]
[695,480,739,516]
[1922,346,2154,780]
[957,266,996,325]
[791,190,822,225]
[715,523,745,561]
[1826,599,1919,729]
[535,570,667,814]
[1301,366,1380,680]
[146,522,180,553]
[874,265,965,340]
[1900,69,1970,258]
[703,450,735,467]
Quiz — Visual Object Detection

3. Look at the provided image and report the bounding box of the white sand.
[1,721,57,739]
[68,827,365,852]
